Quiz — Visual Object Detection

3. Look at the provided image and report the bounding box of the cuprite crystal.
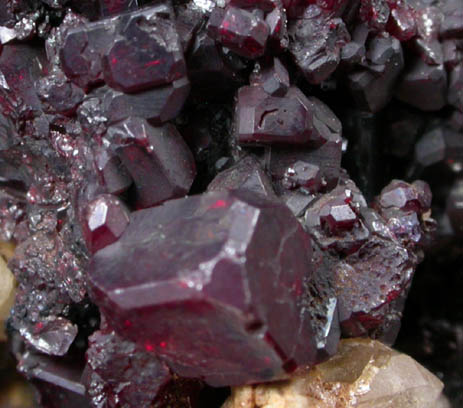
[413,126,463,171]
[36,68,85,116]
[347,34,404,113]
[207,155,277,198]
[304,183,370,254]
[19,316,78,356]
[84,323,205,408]
[395,58,447,111]
[16,348,90,407]
[94,148,133,195]
[250,58,290,97]
[207,6,270,59]
[60,3,187,93]
[59,18,111,90]
[101,78,191,125]
[0,0,459,403]
[81,194,130,254]
[107,118,196,209]
[0,44,48,114]
[84,326,171,407]
[235,85,313,145]
[288,5,350,84]
[266,128,342,190]
[377,179,431,214]
[103,4,186,93]
[281,161,321,192]
[440,0,463,39]
[386,0,417,41]
[89,190,319,386]
[235,85,340,146]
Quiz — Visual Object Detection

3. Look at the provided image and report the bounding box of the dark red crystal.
[208,6,270,59]
[107,118,196,209]
[81,194,130,254]
[89,190,318,386]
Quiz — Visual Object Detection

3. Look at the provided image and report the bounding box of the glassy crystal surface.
[89,190,318,386]
[81,194,130,254]
[0,0,459,403]
[207,6,270,59]
[107,118,196,209]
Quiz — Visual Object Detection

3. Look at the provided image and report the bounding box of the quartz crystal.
[222,338,446,408]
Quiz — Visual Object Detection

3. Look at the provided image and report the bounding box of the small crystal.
[81,194,130,254]
[207,6,269,59]
[20,317,78,356]
[107,118,196,209]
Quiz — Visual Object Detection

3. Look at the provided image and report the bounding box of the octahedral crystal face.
[222,338,445,408]
[250,58,290,97]
[288,6,350,84]
[89,190,319,386]
[208,155,276,198]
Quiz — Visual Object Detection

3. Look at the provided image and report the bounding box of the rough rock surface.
[222,338,446,408]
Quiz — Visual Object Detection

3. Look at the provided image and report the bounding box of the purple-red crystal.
[107,118,196,209]
[81,194,130,254]
[89,190,318,386]
[208,6,270,59]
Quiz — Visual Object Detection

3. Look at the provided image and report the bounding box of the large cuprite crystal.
[59,3,186,93]
[89,190,319,386]
[235,85,341,146]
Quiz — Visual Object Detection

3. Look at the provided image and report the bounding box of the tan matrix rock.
[0,241,15,341]
[222,339,446,408]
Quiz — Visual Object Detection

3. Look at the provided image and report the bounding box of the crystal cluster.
[0,0,459,405]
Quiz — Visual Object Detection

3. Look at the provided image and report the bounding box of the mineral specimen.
[0,0,459,405]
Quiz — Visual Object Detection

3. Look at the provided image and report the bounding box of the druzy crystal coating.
[0,0,459,405]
